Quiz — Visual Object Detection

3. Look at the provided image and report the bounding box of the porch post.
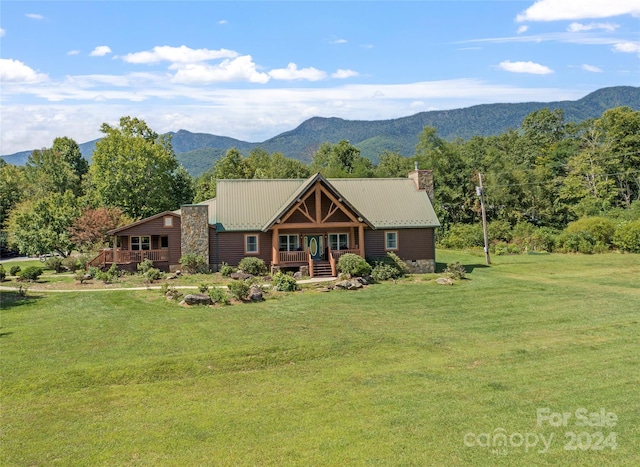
[272,227,279,267]
[358,225,365,258]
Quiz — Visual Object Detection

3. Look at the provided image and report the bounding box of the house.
[91,169,440,277]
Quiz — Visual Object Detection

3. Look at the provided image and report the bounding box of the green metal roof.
[197,174,440,231]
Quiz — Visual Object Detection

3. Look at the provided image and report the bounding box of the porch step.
[313,261,333,277]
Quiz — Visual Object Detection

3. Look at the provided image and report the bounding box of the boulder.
[183,293,213,306]
[347,281,363,290]
[293,271,303,280]
[436,277,454,285]
[334,280,351,289]
[248,285,263,302]
[230,272,252,280]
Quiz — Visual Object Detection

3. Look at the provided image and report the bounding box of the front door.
[306,235,323,261]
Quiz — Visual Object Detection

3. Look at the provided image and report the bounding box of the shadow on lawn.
[0,290,44,311]
[435,262,490,274]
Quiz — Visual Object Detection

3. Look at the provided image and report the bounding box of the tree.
[374,150,414,178]
[24,147,81,197]
[52,136,88,181]
[7,191,79,256]
[0,161,25,231]
[311,140,372,178]
[69,207,132,252]
[88,116,189,219]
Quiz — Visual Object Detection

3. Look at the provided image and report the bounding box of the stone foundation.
[404,259,435,274]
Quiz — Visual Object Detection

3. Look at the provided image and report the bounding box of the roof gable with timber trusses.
[262,173,372,231]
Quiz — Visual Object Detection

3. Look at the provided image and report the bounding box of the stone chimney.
[181,205,209,263]
[408,164,434,204]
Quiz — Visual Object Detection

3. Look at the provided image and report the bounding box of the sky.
[1,0,639,155]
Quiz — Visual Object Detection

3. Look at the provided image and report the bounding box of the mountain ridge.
[2,86,639,175]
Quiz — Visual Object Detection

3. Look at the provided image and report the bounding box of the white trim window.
[245,235,259,254]
[163,216,173,227]
[328,233,349,251]
[279,234,299,251]
[131,236,151,251]
[385,231,398,251]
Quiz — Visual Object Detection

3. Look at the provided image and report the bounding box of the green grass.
[2,251,639,466]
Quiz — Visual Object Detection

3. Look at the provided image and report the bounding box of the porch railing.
[330,248,361,261]
[90,249,169,266]
[278,250,308,263]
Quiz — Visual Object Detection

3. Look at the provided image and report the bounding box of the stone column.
[181,205,210,264]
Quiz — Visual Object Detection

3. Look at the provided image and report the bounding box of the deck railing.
[330,248,361,261]
[278,250,308,263]
[89,249,169,266]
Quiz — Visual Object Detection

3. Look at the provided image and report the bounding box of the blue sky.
[1,0,639,155]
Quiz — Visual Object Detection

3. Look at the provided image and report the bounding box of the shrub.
[220,262,236,277]
[565,217,616,246]
[9,265,21,276]
[208,287,230,305]
[0,264,5,281]
[492,241,510,256]
[46,256,65,273]
[444,262,466,280]
[237,257,267,276]
[75,271,91,284]
[488,220,513,243]
[439,223,484,249]
[145,267,163,283]
[613,220,640,253]
[97,264,119,284]
[337,253,371,277]
[371,263,400,282]
[369,252,409,281]
[198,283,209,293]
[161,283,182,301]
[273,271,299,292]
[18,266,43,282]
[179,253,208,274]
[227,280,250,301]
[556,231,601,254]
[62,256,81,272]
[87,266,100,279]
[137,258,154,274]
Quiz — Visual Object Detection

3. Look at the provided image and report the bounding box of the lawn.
[1,250,639,466]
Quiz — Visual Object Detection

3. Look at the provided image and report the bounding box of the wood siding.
[213,231,273,267]
[364,228,435,260]
[113,214,182,266]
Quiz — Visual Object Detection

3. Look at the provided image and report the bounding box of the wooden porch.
[275,247,362,278]
[88,249,170,269]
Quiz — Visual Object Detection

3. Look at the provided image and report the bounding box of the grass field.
[1,250,639,466]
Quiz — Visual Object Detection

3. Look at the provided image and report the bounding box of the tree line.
[1,107,639,257]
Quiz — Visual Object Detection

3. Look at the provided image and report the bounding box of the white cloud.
[498,60,553,74]
[517,0,640,22]
[0,58,48,83]
[0,28,6,37]
[218,20,227,25]
[269,63,327,81]
[122,45,238,64]
[332,69,359,79]
[567,22,618,32]
[25,13,44,20]
[90,46,112,57]
[333,39,348,44]
[67,50,80,56]
[581,64,603,72]
[517,25,529,34]
[171,55,270,84]
[612,41,640,54]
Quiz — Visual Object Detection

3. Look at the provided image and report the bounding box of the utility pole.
[476,173,491,265]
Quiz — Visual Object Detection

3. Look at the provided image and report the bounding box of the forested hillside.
[2,86,638,176]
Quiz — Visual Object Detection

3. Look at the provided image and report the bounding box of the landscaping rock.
[248,285,263,302]
[334,280,351,289]
[347,281,363,290]
[436,277,454,285]
[183,293,213,306]
[293,271,303,280]
[316,287,331,292]
[230,272,252,281]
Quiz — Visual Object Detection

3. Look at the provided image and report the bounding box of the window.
[385,231,398,251]
[161,236,169,248]
[131,236,150,251]
[329,233,349,251]
[279,235,299,251]
[164,216,173,227]
[245,235,259,254]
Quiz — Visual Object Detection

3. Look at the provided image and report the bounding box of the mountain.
[2,86,638,175]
